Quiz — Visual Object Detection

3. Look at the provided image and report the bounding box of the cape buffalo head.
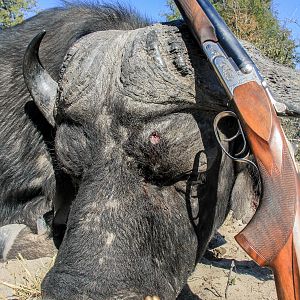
[23,22,234,300]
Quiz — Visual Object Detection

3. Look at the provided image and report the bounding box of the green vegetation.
[163,0,299,68]
[162,0,181,21]
[0,0,37,29]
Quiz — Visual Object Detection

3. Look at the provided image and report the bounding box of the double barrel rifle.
[174,0,300,299]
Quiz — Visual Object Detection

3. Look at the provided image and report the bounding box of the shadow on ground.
[202,251,273,281]
[177,284,202,300]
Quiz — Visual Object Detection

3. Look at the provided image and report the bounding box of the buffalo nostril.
[144,296,160,300]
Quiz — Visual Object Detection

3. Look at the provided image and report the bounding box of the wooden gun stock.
[233,81,300,300]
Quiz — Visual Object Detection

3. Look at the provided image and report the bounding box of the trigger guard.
[213,111,249,160]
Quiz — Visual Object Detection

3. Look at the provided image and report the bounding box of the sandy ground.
[0,214,276,300]
[0,256,53,299]
[187,214,276,300]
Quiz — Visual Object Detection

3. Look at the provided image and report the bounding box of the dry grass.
[0,254,55,300]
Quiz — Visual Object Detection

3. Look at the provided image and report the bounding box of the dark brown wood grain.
[270,233,300,300]
[175,0,218,43]
[233,82,284,173]
[233,81,300,300]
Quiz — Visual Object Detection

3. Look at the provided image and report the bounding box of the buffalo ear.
[23,31,58,127]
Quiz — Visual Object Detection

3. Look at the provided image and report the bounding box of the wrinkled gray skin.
[0,3,276,300]
[42,25,237,300]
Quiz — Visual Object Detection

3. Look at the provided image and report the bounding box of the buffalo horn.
[23,31,57,126]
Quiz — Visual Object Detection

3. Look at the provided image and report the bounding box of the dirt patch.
[0,255,54,299]
[187,214,276,300]
[0,214,276,300]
